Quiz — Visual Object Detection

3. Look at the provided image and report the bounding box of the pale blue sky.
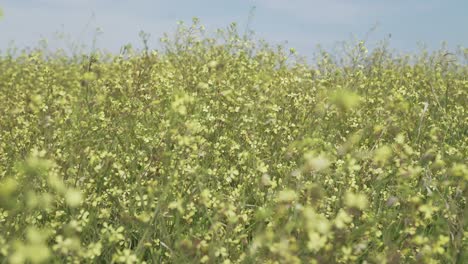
[0,0,467,57]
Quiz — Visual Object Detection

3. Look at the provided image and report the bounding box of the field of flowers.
[0,21,467,263]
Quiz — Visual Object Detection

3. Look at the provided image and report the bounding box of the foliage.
[0,20,467,263]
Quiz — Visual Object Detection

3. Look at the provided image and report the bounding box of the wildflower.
[277,189,298,203]
[344,192,368,210]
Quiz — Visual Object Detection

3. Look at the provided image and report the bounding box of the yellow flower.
[344,192,368,210]
[277,189,298,203]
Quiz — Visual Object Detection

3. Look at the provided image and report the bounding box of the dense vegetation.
[0,21,467,263]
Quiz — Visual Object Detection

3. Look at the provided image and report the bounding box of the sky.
[0,0,467,58]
